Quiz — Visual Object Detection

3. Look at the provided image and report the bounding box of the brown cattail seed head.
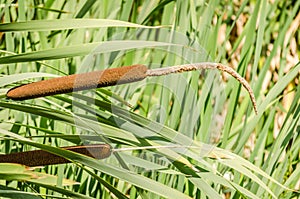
[6,65,148,100]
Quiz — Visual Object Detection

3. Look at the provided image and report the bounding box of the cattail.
[6,63,257,114]
[0,144,111,167]
[6,64,147,101]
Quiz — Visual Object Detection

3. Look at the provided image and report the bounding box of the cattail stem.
[0,144,111,167]
[147,63,257,114]
[6,62,257,113]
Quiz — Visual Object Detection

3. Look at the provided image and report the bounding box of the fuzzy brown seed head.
[6,65,148,100]
[0,144,111,167]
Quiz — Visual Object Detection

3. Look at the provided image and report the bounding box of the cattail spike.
[6,65,147,100]
[0,144,111,167]
[6,63,257,114]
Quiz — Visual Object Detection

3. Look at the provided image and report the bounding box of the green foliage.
[0,0,299,198]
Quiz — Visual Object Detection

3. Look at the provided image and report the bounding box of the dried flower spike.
[6,63,257,114]
[0,144,111,167]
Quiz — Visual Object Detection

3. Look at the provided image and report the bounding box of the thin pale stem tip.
[147,62,258,114]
